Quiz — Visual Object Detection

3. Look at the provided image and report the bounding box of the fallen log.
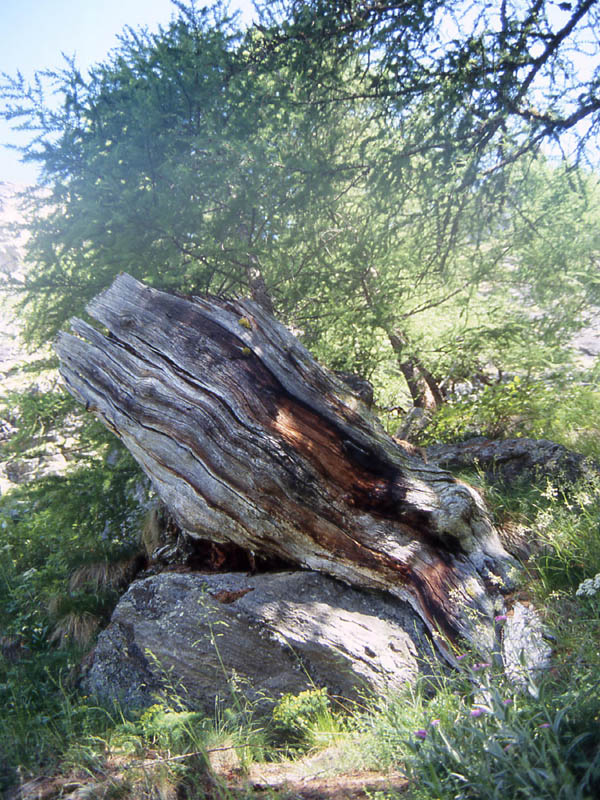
[55,274,515,656]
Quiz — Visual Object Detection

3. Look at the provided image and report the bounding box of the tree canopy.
[1,0,599,408]
[254,0,600,163]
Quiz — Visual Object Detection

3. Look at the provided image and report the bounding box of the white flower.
[576,573,600,597]
[535,509,554,532]
[541,481,559,501]
[575,491,593,508]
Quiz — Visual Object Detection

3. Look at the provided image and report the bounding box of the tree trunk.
[388,330,444,412]
[55,274,514,658]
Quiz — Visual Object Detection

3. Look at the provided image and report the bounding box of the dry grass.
[48,610,102,648]
[68,555,142,594]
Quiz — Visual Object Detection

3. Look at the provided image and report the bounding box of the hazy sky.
[0,0,255,185]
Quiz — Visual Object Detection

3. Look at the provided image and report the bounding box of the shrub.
[271,687,334,754]
[423,377,600,459]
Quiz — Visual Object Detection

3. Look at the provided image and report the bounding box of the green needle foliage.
[2,2,599,399]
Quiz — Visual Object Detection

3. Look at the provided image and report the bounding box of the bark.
[246,255,275,316]
[388,330,444,412]
[55,274,515,657]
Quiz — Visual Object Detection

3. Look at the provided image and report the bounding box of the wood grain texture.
[55,274,515,655]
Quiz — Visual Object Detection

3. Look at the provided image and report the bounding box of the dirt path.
[225,746,409,799]
[11,745,410,800]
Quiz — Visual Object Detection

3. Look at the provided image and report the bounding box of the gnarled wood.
[55,274,515,656]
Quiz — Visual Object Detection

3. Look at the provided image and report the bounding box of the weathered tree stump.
[55,274,515,657]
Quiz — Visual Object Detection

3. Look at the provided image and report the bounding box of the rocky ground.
[572,308,600,370]
[0,183,87,493]
[0,182,27,372]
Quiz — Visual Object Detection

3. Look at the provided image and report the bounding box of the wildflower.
[495,614,508,622]
[541,481,558,501]
[470,707,486,718]
[415,729,428,740]
[576,573,600,597]
[431,719,440,728]
[502,698,512,706]
[538,723,551,729]
[535,509,554,533]
[472,661,492,671]
[456,654,467,661]
[575,490,593,508]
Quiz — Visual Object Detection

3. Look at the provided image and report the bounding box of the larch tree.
[1,0,598,407]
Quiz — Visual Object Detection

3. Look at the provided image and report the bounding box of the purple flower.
[470,707,486,718]
[495,614,508,622]
[415,729,428,740]
[538,723,551,729]
[431,719,440,727]
[502,698,513,706]
[456,654,467,661]
[472,662,492,671]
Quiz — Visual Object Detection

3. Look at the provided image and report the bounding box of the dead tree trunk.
[55,274,514,657]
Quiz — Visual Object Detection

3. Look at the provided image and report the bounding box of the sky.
[0,0,255,185]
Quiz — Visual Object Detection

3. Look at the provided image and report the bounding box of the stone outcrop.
[426,437,596,485]
[82,570,435,712]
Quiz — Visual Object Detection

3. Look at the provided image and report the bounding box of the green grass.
[0,651,115,790]
[4,465,600,798]
[528,474,600,597]
[352,465,600,800]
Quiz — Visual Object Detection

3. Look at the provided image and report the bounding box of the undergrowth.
[422,375,600,459]
[360,651,600,800]
[356,464,600,800]
[2,374,600,798]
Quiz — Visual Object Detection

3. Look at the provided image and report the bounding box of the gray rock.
[426,437,596,485]
[571,308,600,368]
[82,570,435,713]
[4,458,35,484]
[502,603,552,693]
